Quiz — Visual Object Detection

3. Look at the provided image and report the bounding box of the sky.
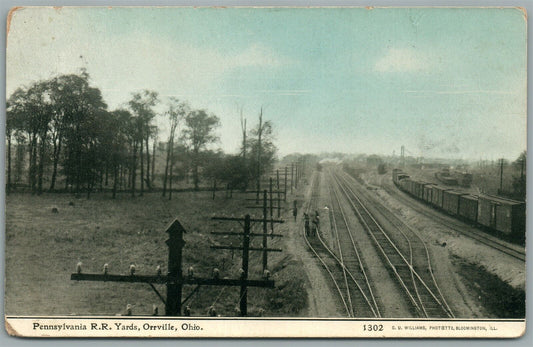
[6,7,527,160]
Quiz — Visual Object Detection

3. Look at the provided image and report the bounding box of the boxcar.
[458,194,478,223]
[399,178,410,193]
[402,178,412,195]
[412,180,424,199]
[396,174,409,185]
[417,182,429,200]
[413,181,422,199]
[392,169,402,183]
[393,170,408,185]
[423,185,434,204]
[478,195,525,235]
[410,180,417,197]
[412,181,420,199]
[431,186,449,209]
[442,190,464,216]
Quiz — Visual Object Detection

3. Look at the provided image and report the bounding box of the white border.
[1,1,532,344]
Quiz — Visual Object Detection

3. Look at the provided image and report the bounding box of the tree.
[248,111,277,188]
[162,98,189,198]
[20,80,54,195]
[239,107,249,190]
[59,71,107,196]
[6,88,28,194]
[181,110,220,190]
[512,151,526,201]
[203,153,249,191]
[48,72,105,191]
[128,90,159,196]
[102,109,131,198]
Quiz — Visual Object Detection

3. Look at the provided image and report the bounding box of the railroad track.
[380,182,525,262]
[302,172,380,318]
[330,169,454,318]
[327,174,381,317]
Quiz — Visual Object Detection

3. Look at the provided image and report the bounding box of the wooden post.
[295,161,298,189]
[284,166,288,201]
[499,158,504,193]
[240,214,251,316]
[165,219,186,316]
[276,170,281,217]
[269,178,274,233]
[291,163,294,193]
[72,215,280,317]
[262,190,268,272]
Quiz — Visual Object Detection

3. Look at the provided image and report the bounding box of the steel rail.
[334,172,427,317]
[342,173,455,317]
[338,171,455,318]
[328,175,381,318]
[328,171,423,316]
[301,173,352,317]
[327,180,356,317]
[332,169,452,318]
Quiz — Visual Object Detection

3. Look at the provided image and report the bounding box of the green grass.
[5,191,307,317]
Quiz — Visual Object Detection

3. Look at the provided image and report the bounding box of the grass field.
[5,191,306,317]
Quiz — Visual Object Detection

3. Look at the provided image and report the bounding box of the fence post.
[240,214,251,316]
[295,161,298,189]
[284,166,288,201]
[291,163,294,193]
[269,177,274,233]
[262,190,268,272]
[276,170,281,217]
[165,219,186,316]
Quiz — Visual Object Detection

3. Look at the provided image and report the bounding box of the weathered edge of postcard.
[4,317,526,338]
[4,6,527,340]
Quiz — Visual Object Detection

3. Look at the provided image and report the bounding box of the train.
[392,169,525,240]
[434,168,473,187]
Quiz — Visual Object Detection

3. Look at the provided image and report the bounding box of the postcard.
[4,6,526,338]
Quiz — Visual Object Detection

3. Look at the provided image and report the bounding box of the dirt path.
[284,173,340,317]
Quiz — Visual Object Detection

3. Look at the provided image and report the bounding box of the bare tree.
[239,106,248,190]
[162,98,189,198]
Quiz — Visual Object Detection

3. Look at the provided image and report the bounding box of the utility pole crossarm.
[211,216,284,223]
[210,231,283,237]
[210,245,282,252]
[71,273,274,288]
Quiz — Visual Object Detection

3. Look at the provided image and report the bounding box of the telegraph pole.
[499,158,504,193]
[291,163,294,193]
[284,166,288,201]
[72,217,280,317]
[240,215,250,316]
[165,219,186,315]
[276,169,281,217]
[262,190,268,271]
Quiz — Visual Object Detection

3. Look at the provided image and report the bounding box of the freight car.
[442,190,465,216]
[458,194,478,224]
[477,195,525,235]
[392,169,525,240]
